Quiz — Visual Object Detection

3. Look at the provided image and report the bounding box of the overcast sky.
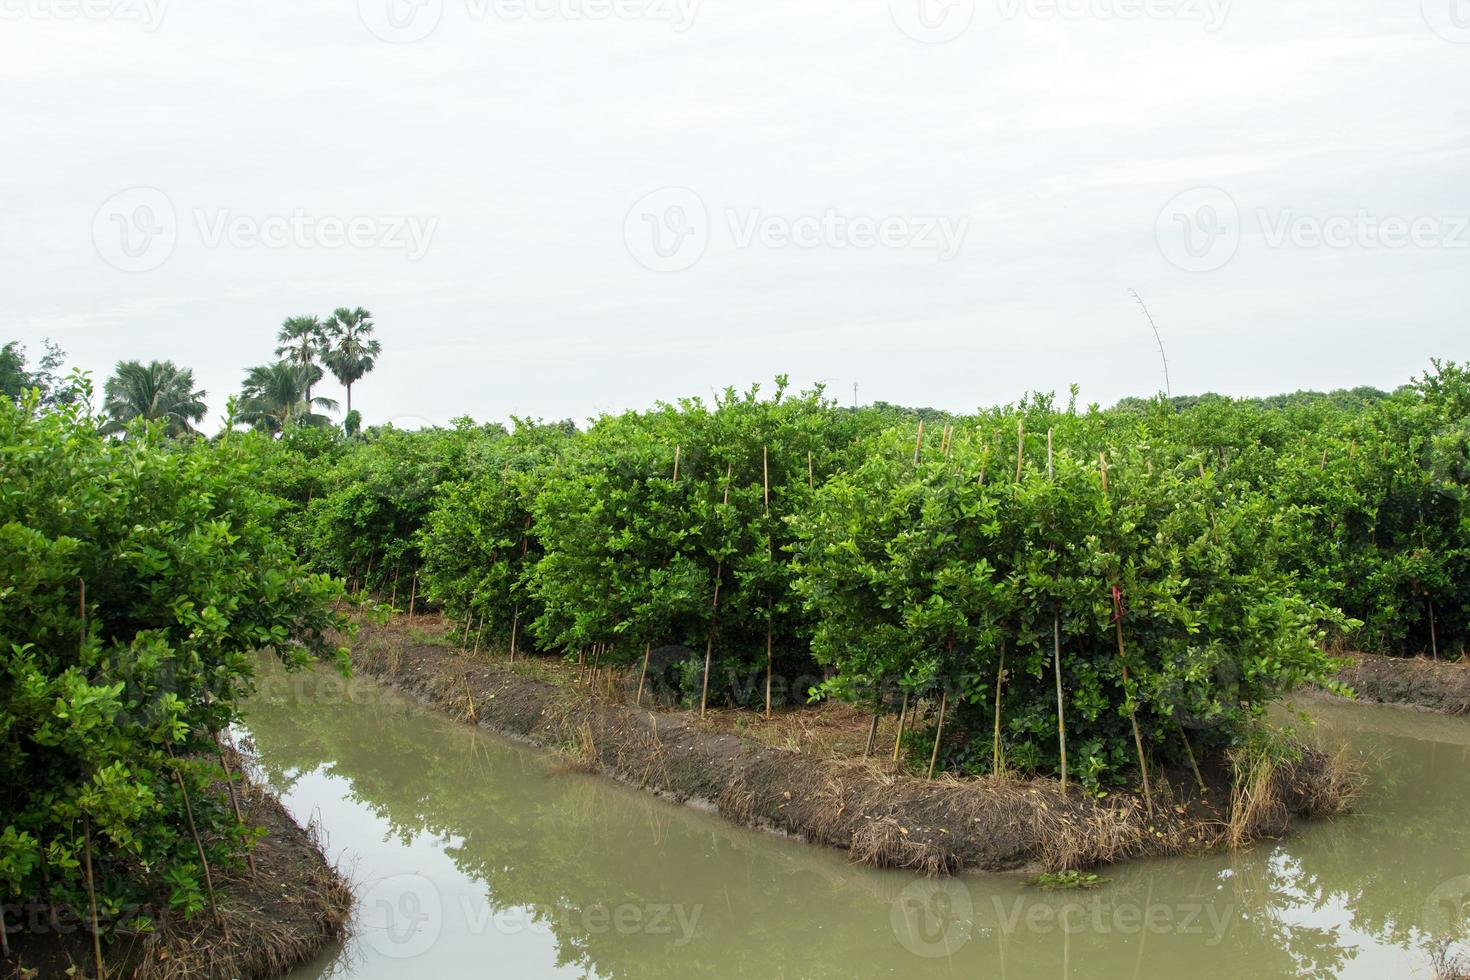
[3,0,1467,429]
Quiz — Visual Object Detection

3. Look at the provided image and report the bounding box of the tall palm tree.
[274,315,328,402]
[322,306,382,416]
[237,361,339,434]
[101,360,208,437]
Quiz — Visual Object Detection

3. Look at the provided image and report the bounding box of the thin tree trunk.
[1429,596,1440,660]
[1178,722,1207,793]
[407,571,418,623]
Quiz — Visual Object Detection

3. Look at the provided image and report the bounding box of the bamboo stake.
[472,612,485,657]
[700,567,723,718]
[763,446,770,512]
[407,571,418,623]
[215,734,256,878]
[863,688,881,758]
[1046,428,1053,478]
[1053,609,1068,791]
[509,604,520,662]
[764,599,774,719]
[82,815,105,980]
[637,640,652,707]
[1115,615,1153,812]
[807,450,814,489]
[1099,452,1109,492]
[1429,596,1440,660]
[1015,419,1025,481]
[1177,721,1207,793]
[672,445,681,483]
[913,419,925,464]
[168,746,227,936]
[993,634,1008,776]
[926,689,949,779]
[390,569,400,610]
[891,691,910,762]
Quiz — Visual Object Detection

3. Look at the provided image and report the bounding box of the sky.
[3,0,1467,430]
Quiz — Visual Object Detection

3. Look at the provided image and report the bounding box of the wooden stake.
[472,612,485,657]
[1053,610,1068,791]
[764,601,774,719]
[79,578,86,649]
[636,640,652,707]
[407,571,418,623]
[807,450,814,489]
[891,691,910,761]
[672,445,681,483]
[390,569,400,610]
[913,419,925,464]
[82,815,106,980]
[926,689,949,779]
[762,447,770,513]
[1099,452,1109,492]
[1046,429,1054,479]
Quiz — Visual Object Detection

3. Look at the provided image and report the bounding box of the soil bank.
[347,616,1355,876]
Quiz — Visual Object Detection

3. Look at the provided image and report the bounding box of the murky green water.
[241,663,1470,979]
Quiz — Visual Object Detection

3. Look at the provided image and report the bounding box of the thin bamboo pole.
[1177,722,1207,792]
[993,634,1007,776]
[472,612,485,657]
[407,571,418,623]
[672,445,681,483]
[1015,419,1025,481]
[913,419,925,464]
[1053,610,1068,791]
[1115,616,1153,812]
[83,815,105,980]
[215,734,256,878]
[926,689,949,779]
[637,640,652,707]
[864,687,881,758]
[807,450,815,489]
[891,691,910,762]
[168,747,227,936]
[509,604,520,662]
[1429,596,1440,660]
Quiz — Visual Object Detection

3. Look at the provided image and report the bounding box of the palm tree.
[322,307,382,416]
[101,360,208,437]
[274,315,328,402]
[237,361,339,434]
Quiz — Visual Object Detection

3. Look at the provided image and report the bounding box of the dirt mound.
[1335,653,1470,715]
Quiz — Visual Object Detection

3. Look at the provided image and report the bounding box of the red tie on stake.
[1111,585,1126,624]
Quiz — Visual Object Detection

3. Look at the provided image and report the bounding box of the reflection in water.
[240,663,1470,979]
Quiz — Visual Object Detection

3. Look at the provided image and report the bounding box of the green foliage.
[0,383,348,927]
